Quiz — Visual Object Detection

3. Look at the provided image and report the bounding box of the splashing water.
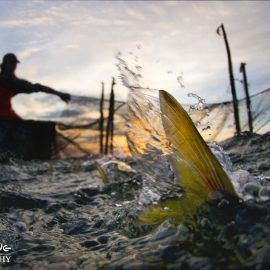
[177,72,185,88]
[187,93,206,112]
[185,92,213,138]
[115,50,270,204]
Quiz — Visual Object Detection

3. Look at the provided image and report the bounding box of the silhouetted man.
[0,53,71,119]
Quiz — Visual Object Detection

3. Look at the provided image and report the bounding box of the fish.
[138,90,238,224]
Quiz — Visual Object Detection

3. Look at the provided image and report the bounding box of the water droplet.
[242,182,260,197]
[177,73,184,88]
[115,203,122,207]
[259,186,270,201]
[202,125,211,132]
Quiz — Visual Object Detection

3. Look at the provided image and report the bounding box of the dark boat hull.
[0,119,56,161]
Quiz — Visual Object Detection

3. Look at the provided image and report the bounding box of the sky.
[1,0,270,104]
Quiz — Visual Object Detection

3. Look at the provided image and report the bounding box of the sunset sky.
[1,0,270,104]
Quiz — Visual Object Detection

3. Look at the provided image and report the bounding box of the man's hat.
[2,53,20,64]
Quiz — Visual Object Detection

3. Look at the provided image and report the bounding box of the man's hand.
[59,93,71,103]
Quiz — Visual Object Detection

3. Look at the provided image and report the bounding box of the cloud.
[18,47,42,59]
[1,1,270,104]
[0,17,54,28]
[64,44,80,50]
[126,9,145,21]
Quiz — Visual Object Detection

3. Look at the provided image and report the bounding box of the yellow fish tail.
[138,90,237,225]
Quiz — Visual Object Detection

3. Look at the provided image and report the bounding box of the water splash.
[187,93,212,136]
[115,49,270,205]
[177,72,185,88]
[116,52,143,89]
[187,93,206,112]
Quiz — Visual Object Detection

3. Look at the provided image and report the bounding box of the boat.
[0,119,56,161]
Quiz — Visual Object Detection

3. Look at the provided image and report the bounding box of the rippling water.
[0,152,270,270]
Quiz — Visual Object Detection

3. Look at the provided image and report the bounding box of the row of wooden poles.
[218,24,253,135]
[99,77,116,155]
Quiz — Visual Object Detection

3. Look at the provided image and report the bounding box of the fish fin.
[138,204,170,225]
[138,196,205,225]
[159,90,236,197]
[138,90,237,225]
[138,162,207,224]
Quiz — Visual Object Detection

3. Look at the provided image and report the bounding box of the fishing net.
[12,88,270,158]
[13,93,126,158]
[188,88,270,142]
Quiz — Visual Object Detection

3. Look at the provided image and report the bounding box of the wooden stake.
[105,78,116,155]
[240,63,253,133]
[217,24,241,136]
[109,78,115,154]
[99,82,105,154]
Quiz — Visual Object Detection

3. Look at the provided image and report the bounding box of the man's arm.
[11,78,71,102]
[33,83,71,102]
